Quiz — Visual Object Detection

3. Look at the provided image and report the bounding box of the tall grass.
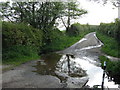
[2,45,40,65]
[96,31,120,58]
[42,30,95,53]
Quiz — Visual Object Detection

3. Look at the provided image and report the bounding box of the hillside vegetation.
[96,19,120,58]
[2,21,95,65]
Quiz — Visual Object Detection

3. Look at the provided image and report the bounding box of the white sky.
[77,0,118,25]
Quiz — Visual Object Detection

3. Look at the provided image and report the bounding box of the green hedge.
[99,19,120,43]
[2,22,43,48]
[2,22,43,65]
[66,23,98,36]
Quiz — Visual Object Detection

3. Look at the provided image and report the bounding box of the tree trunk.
[66,7,70,32]
[32,2,36,28]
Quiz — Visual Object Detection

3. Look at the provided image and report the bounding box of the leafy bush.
[66,24,80,36]
[2,22,42,65]
[99,19,120,43]
[66,23,98,36]
[2,22,43,48]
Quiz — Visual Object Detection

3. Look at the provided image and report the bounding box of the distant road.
[58,32,103,56]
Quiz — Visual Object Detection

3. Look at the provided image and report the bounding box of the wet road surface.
[2,32,119,88]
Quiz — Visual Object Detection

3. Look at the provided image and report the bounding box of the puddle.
[33,53,119,88]
[34,53,61,75]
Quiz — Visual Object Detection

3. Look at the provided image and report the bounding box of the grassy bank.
[99,56,120,84]
[2,22,42,67]
[3,45,40,66]
[42,30,95,53]
[42,23,97,53]
[96,31,120,58]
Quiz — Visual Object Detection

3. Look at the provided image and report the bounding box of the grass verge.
[43,31,94,53]
[96,31,120,58]
[2,45,40,71]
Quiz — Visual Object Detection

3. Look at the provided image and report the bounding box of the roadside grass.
[97,31,120,84]
[2,56,40,72]
[2,45,40,66]
[96,31,120,58]
[43,30,95,53]
[3,55,39,65]
[99,55,120,84]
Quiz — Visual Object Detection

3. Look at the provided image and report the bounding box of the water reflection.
[66,54,71,74]
[56,54,86,77]
[34,53,86,86]
[73,57,119,88]
[34,53,61,75]
[33,53,119,88]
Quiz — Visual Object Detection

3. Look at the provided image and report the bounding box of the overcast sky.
[57,0,118,30]
[77,0,118,25]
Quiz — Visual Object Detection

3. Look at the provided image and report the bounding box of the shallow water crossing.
[34,52,119,88]
[34,32,119,88]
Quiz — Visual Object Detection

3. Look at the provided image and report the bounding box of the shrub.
[66,24,80,36]
[2,21,43,48]
[66,23,98,36]
[99,18,120,43]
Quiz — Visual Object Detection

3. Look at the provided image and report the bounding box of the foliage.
[2,45,39,65]
[0,1,88,46]
[42,26,96,53]
[99,56,120,84]
[67,23,98,36]
[2,21,43,49]
[3,45,38,61]
[96,30,120,58]
[66,24,80,36]
[60,2,87,31]
[99,19,120,43]
[1,2,66,45]
[1,2,64,28]
[2,22,42,65]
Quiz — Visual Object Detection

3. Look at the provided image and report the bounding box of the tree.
[1,2,65,45]
[0,2,14,22]
[1,2,64,28]
[60,2,87,32]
